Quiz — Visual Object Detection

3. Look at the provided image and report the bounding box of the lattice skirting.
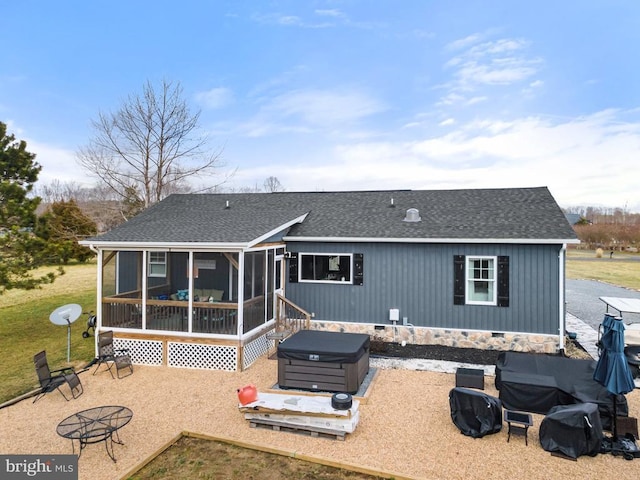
[114,338,163,366]
[168,342,238,371]
[242,335,272,370]
[113,336,275,371]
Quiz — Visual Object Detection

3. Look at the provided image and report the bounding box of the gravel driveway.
[566,279,640,330]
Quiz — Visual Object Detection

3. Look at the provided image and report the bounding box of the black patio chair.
[33,350,83,403]
[93,330,133,379]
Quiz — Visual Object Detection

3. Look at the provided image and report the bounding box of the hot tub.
[277,330,370,394]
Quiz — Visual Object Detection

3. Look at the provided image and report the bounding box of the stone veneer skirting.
[310,321,560,354]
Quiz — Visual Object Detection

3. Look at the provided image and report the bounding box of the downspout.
[558,244,567,353]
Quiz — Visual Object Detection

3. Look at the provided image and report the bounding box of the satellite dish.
[50,304,82,362]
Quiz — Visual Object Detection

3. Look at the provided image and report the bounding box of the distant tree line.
[564,206,640,225]
[565,207,640,251]
[571,224,640,251]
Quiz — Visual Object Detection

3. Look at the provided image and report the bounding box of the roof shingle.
[84,187,578,245]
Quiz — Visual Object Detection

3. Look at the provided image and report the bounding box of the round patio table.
[56,405,133,462]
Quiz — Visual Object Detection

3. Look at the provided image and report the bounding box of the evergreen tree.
[0,121,61,293]
[36,199,97,264]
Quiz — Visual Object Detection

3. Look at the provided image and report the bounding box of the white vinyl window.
[466,256,496,305]
[299,253,352,284]
[148,251,167,277]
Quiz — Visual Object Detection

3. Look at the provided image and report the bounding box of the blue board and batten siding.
[285,242,563,335]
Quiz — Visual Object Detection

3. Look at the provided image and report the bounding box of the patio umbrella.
[593,313,636,441]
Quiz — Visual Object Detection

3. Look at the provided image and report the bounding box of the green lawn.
[0,264,97,405]
[1,251,638,405]
[566,249,640,291]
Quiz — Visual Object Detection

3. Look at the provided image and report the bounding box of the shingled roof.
[83,187,578,247]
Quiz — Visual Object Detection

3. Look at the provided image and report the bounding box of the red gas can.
[237,384,258,405]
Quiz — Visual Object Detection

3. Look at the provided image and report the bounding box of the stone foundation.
[310,321,560,354]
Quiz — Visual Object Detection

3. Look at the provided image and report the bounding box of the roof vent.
[225,200,230,209]
[388,197,396,208]
[403,208,421,223]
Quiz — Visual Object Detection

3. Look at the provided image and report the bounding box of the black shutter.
[288,253,298,283]
[353,253,364,286]
[453,255,465,305]
[497,256,509,307]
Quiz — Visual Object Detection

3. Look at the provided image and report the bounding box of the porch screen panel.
[146,251,188,333]
[101,250,117,297]
[192,252,238,335]
[267,249,274,321]
[102,250,143,329]
[243,251,266,333]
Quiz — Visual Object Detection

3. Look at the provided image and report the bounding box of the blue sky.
[2,1,639,211]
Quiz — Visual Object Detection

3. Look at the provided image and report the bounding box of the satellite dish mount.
[49,304,82,363]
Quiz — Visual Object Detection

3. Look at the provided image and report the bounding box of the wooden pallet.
[248,418,347,441]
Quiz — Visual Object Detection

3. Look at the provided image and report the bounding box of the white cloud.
[28,140,94,187]
[231,110,640,211]
[252,12,334,29]
[439,34,543,107]
[466,96,487,105]
[238,88,387,136]
[315,9,344,18]
[446,33,486,52]
[195,87,234,109]
[271,89,385,124]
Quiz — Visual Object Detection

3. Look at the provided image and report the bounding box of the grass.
[0,263,97,405]
[566,249,640,291]
[127,435,389,480]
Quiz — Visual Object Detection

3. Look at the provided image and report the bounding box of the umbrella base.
[601,434,640,460]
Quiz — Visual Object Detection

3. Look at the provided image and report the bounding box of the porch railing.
[101,297,238,334]
[269,294,311,341]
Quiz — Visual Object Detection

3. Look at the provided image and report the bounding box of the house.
[79,186,579,372]
[564,213,582,226]
[564,213,590,226]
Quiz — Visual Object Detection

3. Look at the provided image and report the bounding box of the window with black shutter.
[453,255,509,307]
[497,256,509,307]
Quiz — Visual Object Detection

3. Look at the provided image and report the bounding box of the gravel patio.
[1,357,639,480]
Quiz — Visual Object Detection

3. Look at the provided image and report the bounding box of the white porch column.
[237,251,244,336]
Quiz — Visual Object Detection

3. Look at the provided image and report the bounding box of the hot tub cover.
[277,330,370,363]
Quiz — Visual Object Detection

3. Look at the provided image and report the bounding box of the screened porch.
[98,248,282,338]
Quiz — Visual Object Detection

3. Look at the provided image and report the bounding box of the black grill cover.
[277,330,370,363]
[449,387,503,438]
[539,403,603,459]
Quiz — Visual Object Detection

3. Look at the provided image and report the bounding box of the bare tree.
[263,176,284,192]
[36,180,90,204]
[77,79,223,217]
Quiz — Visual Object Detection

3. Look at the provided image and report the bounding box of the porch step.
[266,330,292,342]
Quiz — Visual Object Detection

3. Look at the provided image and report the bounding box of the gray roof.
[564,213,582,225]
[84,187,578,246]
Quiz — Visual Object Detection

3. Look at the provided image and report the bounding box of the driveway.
[566,279,640,330]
